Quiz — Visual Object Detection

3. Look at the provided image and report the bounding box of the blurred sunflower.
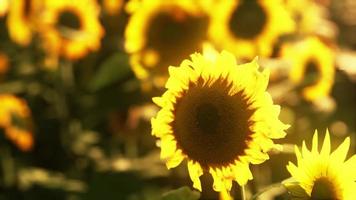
[125,0,209,88]
[0,94,33,151]
[40,0,104,60]
[284,0,326,34]
[7,0,42,46]
[208,0,295,60]
[0,52,9,74]
[285,130,356,200]
[0,0,8,17]
[103,0,123,15]
[281,37,335,101]
[151,51,289,192]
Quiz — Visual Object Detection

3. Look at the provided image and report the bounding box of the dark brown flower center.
[310,177,340,200]
[300,59,321,88]
[57,10,82,30]
[145,8,208,72]
[23,0,32,19]
[229,0,267,39]
[172,77,255,168]
[196,103,220,134]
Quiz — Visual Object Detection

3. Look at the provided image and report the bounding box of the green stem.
[250,182,283,200]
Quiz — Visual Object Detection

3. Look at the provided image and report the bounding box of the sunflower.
[0,94,33,151]
[125,0,209,88]
[151,51,289,192]
[208,0,295,60]
[0,0,9,17]
[281,37,335,101]
[285,130,356,200]
[40,0,104,60]
[7,0,42,46]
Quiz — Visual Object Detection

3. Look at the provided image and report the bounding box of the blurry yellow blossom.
[208,0,295,60]
[0,94,33,151]
[151,51,289,193]
[40,0,104,60]
[7,0,42,46]
[281,36,335,101]
[286,130,356,200]
[125,0,209,89]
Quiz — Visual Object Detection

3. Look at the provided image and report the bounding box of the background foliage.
[0,0,355,199]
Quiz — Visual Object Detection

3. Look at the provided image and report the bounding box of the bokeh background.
[0,0,355,199]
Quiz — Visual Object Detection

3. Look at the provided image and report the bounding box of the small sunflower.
[125,0,209,88]
[285,130,356,200]
[151,51,289,192]
[281,37,335,101]
[40,0,104,60]
[7,0,42,46]
[0,94,33,151]
[0,0,9,17]
[208,0,295,60]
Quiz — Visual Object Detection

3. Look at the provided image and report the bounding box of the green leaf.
[161,186,200,200]
[89,52,131,91]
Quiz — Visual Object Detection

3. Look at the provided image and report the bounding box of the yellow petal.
[301,141,311,160]
[151,117,171,137]
[168,67,189,86]
[344,155,356,178]
[331,137,350,163]
[311,130,319,155]
[231,162,252,186]
[166,150,184,169]
[209,167,234,192]
[219,189,233,200]
[210,168,231,192]
[320,129,331,157]
[160,135,177,159]
[187,160,203,191]
[152,97,163,107]
[295,146,303,166]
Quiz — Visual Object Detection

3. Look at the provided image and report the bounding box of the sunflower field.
[0,0,355,199]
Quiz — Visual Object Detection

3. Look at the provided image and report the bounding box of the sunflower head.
[125,0,209,89]
[40,0,104,60]
[151,51,289,192]
[285,130,356,200]
[208,0,295,59]
[281,36,335,101]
